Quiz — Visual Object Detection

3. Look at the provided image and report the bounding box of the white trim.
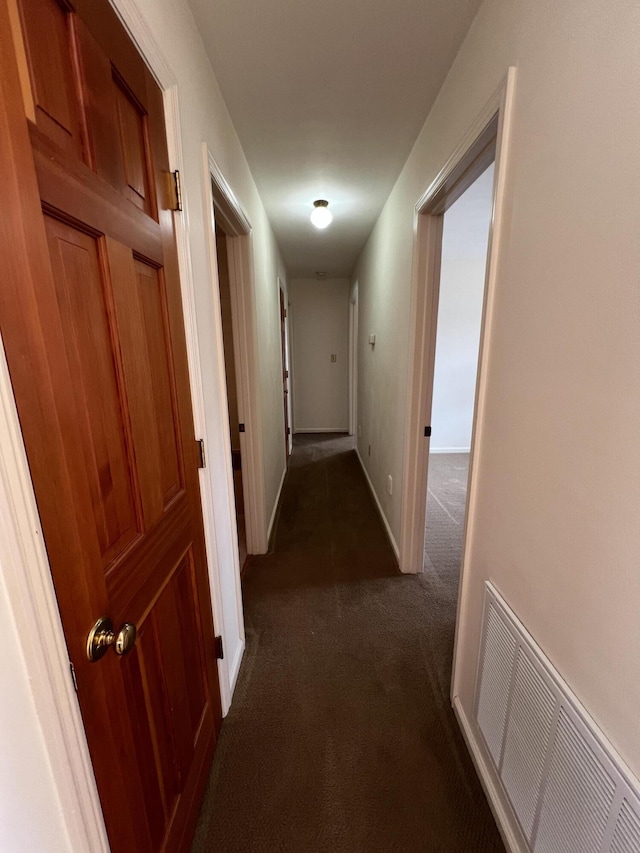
[348,285,358,437]
[451,68,517,700]
[207,157,252,234]
[399,69,517,580]
[294,428,350,434]
[278,276,293,456]
[355,448,400,559]
[204,145,268,555]
[0,339,110,851]
[109,0,176,88]
[429,447,470,454]
[266,465,287,543]
[453,696,527,853]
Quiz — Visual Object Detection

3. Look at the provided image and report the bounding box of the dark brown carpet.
[191,434,504,852]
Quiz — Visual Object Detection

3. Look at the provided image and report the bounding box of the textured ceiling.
[189,0,483,276]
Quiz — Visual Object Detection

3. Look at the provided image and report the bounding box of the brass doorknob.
[87,616,137,662]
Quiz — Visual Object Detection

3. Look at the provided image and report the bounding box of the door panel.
[18,0,87,158]
[123,550,211,846]
[107,240,184,526]
[44,215,140,565]
[113,73,152,213]
[1,1,223,850]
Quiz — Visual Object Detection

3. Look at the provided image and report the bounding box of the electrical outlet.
[331,354,337,363]
[368,444,371,457]
[387,475,393,495]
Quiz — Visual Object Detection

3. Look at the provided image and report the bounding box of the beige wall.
[290,279,350,432]
[354,0,640,786]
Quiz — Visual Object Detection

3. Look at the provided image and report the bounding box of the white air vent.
[476,601,517,765]
[610,799,640,853]
[475,583,640,853]
[501,650,556,838]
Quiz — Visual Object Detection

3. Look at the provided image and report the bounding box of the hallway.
[192,435,503,852]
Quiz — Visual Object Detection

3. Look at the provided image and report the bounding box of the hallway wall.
[289,278,350,432]
[354,0,640,806]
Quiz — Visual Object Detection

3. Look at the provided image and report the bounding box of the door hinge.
[69,661,78,693]
[168,169,182,212]
[424,426,432,437]
[238,423,245,433]
[196,438,206,468]
[214,635,224,660]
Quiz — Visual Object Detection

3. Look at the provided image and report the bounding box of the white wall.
[0,574,71,853]
[354,0,640,802]
[430,164,493,451]
[290,278,350,432]
[0,0,288,846]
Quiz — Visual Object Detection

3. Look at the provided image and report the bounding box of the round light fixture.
[310,199,333,229]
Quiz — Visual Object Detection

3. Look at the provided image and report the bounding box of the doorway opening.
[423,163,494,577]
[204,149,269,560]
[214,218,247,571]
[398,71,516,711]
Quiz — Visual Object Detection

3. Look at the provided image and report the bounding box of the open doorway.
[214,219,247,570]
[400,71,516,580]
[423,164,494,576]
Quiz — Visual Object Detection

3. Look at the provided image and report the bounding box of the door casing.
[202,144,269,558]
[398,68,517,705]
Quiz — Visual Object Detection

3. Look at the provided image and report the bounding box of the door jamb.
[348,283,358,436]
[399,70,516,596]
[278,276,293,456]
[203,146,268,555]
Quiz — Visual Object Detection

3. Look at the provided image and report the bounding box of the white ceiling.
[188,0,483,277]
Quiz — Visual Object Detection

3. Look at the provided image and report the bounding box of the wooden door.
[0,1,222,850]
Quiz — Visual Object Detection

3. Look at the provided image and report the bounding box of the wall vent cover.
[475,583,640,853]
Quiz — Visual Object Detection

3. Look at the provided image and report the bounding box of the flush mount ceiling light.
[310,199,333,229]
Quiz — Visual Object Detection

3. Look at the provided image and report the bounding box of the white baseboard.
[267,464,287,541]
[430,447,470,454]
[452,695,527,853]
[354,448,399,559]
[293,428,350,434]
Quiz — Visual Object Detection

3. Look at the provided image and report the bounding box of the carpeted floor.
[423,452,470,578]
[191,435,503,852]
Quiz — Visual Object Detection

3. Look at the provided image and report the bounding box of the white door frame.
[399,68,517,582]
[203,145,269,555]
[348,282,359,436]
[0,1,246,847]
[278,276,293,455]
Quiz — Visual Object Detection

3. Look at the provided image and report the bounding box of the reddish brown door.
[0,1,222,851]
